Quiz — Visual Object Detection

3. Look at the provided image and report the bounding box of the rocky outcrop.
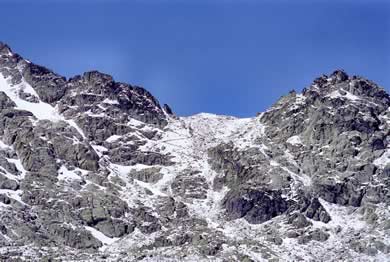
[171,171,209,199]
[299,197,331,223]
[222,188,292,224]
[46,224,102,249]
[259,70,389,212]
[129,167,163,183]
[22,63,68,104]
[0,174,19,190]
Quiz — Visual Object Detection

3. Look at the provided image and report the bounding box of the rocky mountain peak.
[80,70,114,87]
[0,42,13,56]
[262,70,389,147]
[329,69,349,82]
[0,42,168,128]
[302,70,389,107]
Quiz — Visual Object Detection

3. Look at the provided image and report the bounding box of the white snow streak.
[373,148,390,169]
[286,135,302,145]
[84,226,119,250]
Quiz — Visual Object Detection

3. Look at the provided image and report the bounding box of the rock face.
[222,188,291,224]
[0,43,389,261]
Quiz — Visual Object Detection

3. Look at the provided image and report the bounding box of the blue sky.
[1,1,389,117]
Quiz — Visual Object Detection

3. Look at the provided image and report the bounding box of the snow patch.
[328,89,360,101]
[91,145,108,157]
[65,119,87,140]
[128,118,144,127]
[0,73,86,140]
[84,226,119,250]
[286,135,302,145]
[0,189,24,204]
[102,98,119,105]
[106,135,122,143]
[6,158,27,179]
[0,140,10,149]
[373,148,390,169]
[57,165,82,181]
[318,198,366,230]
[0,75,63,121]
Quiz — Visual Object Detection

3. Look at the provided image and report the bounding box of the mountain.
[0,42,389,261]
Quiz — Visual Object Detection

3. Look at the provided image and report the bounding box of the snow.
[0,189,24,204]
[184,113,251,148]
[344,92,360,100]
[180,112,264,151]
[270,157,312,187]
[0,146,26,205]
[84,226,119,250]
[318,198,367,230]
[295,93,306,101]
[102,98,119,105]
[57,165,82,181]
[107,228,159,254]
[109,163,147,176]
[134,179,167,197]
[6,158,27,179]
[91,145,108,157]
[85,110,106,118]
[0,75,63,121]
[127,118,144,127]
[106,135,122,143]
[0,140,10,149]
[132,113,269,232]
[289,94,307,111]
[0,167,19,181]
[65,119,87,140]
[373,148,390,169]
[0,73,86,140]
[286,135,302,145]
[328,89,360,101]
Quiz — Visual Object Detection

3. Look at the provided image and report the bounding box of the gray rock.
[171,171,209,199]
[266,236,283,245]
[94,219,134,238]
[0,92,16,110]
[314,178,364,207]
[129,167,163,184]
[132,207,161,234]
[0,174,19,190]
[300,197,331,223]
[329,69,349,83]
[0,194,11,204]
[0,156,20,176]
[222,188,291,224]
[22,63,67,104]
[309,228,330,242]
[286,230,300,238]
[287,212,312,228]
[47,224,102,249]
[92,207,108,223]
[297,229,329,244]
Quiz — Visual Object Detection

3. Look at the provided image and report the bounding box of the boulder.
[287,212,312,228]
[0,174,19,190]
[222,188,291,224]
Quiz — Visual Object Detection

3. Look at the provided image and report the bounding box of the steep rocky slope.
[0,42,389,261]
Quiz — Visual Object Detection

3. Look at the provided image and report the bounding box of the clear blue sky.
[2,1,389,117]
